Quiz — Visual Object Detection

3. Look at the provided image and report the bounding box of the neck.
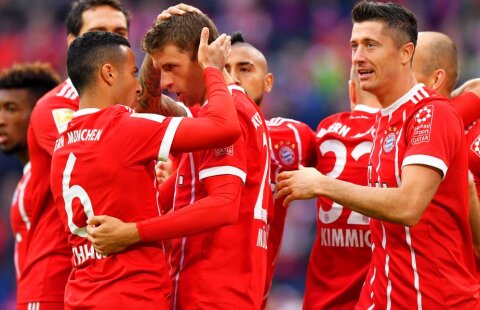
[78,91,114,110]
[377,71,417,108]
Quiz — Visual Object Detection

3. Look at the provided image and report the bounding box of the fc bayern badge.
[383,132,396,153]
[278,145,295,166]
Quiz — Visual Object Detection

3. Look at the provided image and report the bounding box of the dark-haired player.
[277,1,479,308]
[0,63,60,308]
[50,29,239,308]
[23,1,131,308]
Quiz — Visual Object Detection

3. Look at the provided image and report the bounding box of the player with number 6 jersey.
[50,31,240,309]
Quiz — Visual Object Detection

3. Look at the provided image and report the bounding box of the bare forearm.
[318,176,419,226]
[277,165,441,226]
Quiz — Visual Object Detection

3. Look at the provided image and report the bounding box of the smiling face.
[151,44,205,107]
[0,89,33,155]
[225,44,273,106]
[351,21,406,99]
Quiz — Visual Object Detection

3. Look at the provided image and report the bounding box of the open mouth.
[358,69,374,79]
[0,134,8,144]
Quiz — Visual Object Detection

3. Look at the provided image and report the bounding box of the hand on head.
[157,3,202,20]
[197,28,231,71]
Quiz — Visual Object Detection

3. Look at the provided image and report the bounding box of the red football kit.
[357,84,480,309]
[50,68,239,309]
[21,79,78,308]
[452,91,480,128]
[10,162,32,279]
[158,86,270,310]
[304,104,378,310]
[466,119,480,278]
[263,117,317,306]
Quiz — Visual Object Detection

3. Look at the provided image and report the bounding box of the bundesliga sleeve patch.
[470,135,480,158]
[52,108,75,134]
[411,105,433,145]
[215,145,234,156]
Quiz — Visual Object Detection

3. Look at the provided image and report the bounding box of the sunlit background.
[1,0,480,309]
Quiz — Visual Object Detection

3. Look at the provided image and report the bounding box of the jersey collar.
[353,104,379,114]
[381,83,425,116]
[74,108,101,117]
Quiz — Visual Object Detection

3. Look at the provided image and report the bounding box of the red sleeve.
[171,68,241,152]
[137,174,242,242]
[452,92,480,128]
[157,171,176,215]
[403,102,463,177]
[30,97,76,156]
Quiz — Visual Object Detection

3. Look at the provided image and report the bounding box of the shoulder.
[267,117,315,137]
[33,81,79,125]
[316,112,349,130]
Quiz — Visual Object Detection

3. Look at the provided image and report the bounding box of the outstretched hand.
[86,215,140,255]
[276,165,324,207]
[197,27,231,71]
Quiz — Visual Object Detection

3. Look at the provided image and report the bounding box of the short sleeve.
[118,111,183,165]
[30,97,76,156]
[197,122,247,183]
[402,102,463,178]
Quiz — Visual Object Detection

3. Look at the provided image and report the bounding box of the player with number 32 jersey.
[304,104,378,309]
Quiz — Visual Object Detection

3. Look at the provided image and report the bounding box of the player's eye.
[5,103,18,112]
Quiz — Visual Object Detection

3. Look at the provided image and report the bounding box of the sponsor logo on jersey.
[52,108,74,134]
[470,135,480,158]
[215,145,233,156]
[383,132,396,153]
[412,105,433,145]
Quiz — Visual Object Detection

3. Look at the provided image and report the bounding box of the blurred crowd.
[1,0,480,308]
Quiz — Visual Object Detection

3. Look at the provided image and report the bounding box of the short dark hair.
[142,12,219,60]
[66,0,130,36]
[0,62,61,103]
[352,1,417,48]
[67,31,130,94]
[231,31,246,45]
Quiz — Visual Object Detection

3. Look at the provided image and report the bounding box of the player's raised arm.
[170,28,240,151]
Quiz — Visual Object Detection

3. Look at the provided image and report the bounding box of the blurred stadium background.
[1,0,479,309]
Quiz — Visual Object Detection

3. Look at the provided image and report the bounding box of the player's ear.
[101,64,115,86]
[400,42,415,65]
[67,33,76,47]
[264,73,274,93]
[431,69,446,91]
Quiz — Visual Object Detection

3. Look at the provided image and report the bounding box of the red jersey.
[466,120,480,277]
[452,91,480,128]
[304,104,378,310]
[50,105,184,309]
[10,162,32,279]
[357,84,480,309]
[168,86,270,309]
[22,80,78,304]
[263,117,317,304]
